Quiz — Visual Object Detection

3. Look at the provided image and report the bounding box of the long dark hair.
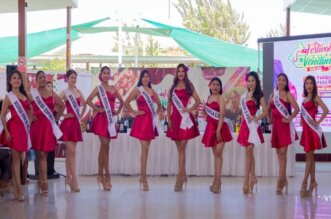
[7,70,27,98]
[137,69,152,88]
[276,73,290,92]
[303,75,317,101]
[99,66,111,82]
[209,77,222,95]
[66,69,77,79]
[36,70,45,80]
[169,63,194,98]
[246,71,264,108]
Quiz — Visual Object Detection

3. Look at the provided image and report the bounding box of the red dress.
[90,91,117,139]
[130,95,158,140]
[270,99,298,148]
[237,100,264,147]
[60,98,83,142]
[30,96,57,152]
[0,98,30,152]
[202,101,233,147]
[166,89,200,140]
[300,100,327,152]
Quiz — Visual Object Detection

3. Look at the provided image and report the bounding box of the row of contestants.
[0,65,328,202]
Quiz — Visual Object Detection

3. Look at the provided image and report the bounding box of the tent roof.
[0,17,259,70]
[0,18,108,64]
[0,0,78,13]
[286,0,331,15]
[73,19,259,69]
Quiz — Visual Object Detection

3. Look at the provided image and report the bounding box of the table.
[76,133,296,177]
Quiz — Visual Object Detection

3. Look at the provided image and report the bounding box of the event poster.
[106,67,250,131]
[274,37,331,132]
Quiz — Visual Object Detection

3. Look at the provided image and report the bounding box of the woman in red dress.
[0,70,31,201]
[30,70,65,196]
[299,75,328,197]
[86,66,124,191]
[125,69,163,191]
[202,77,233,193]
[237,71,267,195]
[268,73,299,194]
[166,63,201,192]
[59,70,86,192]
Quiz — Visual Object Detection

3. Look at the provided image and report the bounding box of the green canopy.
[0,17,108,64]
[73,19,259,69]
[0,17,259,70]
[144,19,258,70]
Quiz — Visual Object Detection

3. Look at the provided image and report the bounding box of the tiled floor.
[0,161,330,219]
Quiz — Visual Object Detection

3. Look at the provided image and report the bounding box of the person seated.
[119,107,134,128]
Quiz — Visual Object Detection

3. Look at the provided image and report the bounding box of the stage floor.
[0,162,330,219]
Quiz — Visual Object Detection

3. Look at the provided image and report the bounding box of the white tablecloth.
[76,133,296,177]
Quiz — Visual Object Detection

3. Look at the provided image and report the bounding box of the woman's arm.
[315,95,329,124]
[53,92,65,121]
[78,89,87,119]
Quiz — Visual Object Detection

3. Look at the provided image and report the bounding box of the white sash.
[172,91,194,130]
[240,92,261,145]
[64,89,80,120]
[301,102,323,145]
[7,92,32,149]
[273,90,296,143]
[97,85,117,137]
[205,104,232,128]
[138,87,162,134]
[31,88,63,140]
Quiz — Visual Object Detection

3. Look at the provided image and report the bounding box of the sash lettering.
[138,87,162,134]
[273,90,297,143]
[7,92,32,149]
[64,89,81,120]
[97,85,117,137]
[301,102,323,146]
[172,91,194,130]
[31,88,63,139]
[240,92,261,145]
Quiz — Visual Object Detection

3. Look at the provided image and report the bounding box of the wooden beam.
[66,6,72,70]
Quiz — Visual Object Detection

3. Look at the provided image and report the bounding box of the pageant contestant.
[268,73,299,195]
[299,75,328,197]
[166,63,201,192]
[124,69,163,191]
[237,71,267,195]
[86,66,124,191]
[59,69,86,192]
[202,77,233,193]
[30,70,65,196]
[0,70,31,201]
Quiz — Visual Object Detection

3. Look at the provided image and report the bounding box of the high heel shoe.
[174,175,188,192]
[71,181,80,193]
[276,179,288,195]
[212,180,221,193]
[209,179,215,192]
[97,175,104,190]
[306,181,318,197]
[66,178,80,192]
[139,177,149,191]
[249,176,258,193]
[300,183,308,197]
[103,175,112,191]
[38,180,48,197]
[65,178,71,191]
[9,183,24,201]
[243,184,250,195]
